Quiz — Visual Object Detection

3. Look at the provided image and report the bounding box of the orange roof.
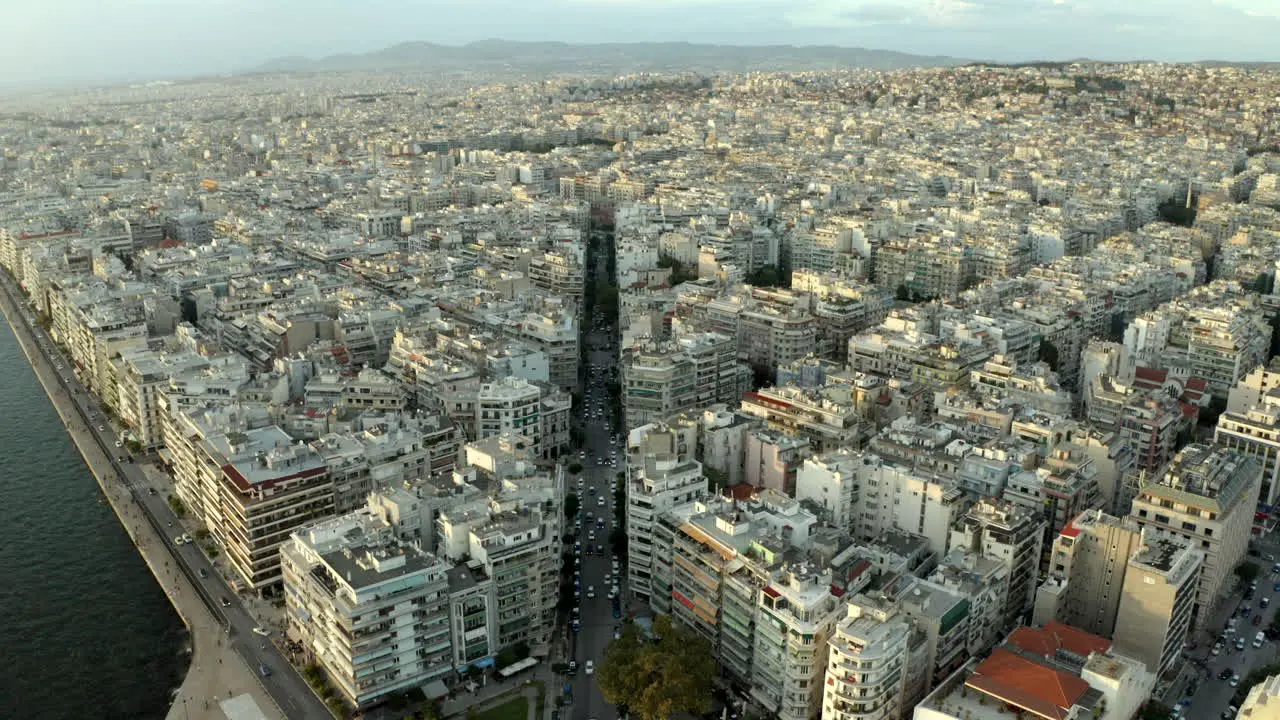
[1007,621,1111,660]
[966,648,1089,720]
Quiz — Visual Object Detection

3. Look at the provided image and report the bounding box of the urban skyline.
[4,0,1280,89]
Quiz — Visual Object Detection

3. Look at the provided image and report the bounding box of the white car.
[173,535,185,545]
[252,626,271,637]
[585,661,594,675]
[587,585,596,599]
[182,533,193,544]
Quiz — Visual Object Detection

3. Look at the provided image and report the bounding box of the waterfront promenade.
[0,278,284,720]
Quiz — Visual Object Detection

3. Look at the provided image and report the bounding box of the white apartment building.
[853,453,967,559]
[795,450,859,531]
[626,454,708,604]
[823,602,914,720]
[281,511,454,709]
[475,376,542,453]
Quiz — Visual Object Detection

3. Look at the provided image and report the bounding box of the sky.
[3,0,1279,87]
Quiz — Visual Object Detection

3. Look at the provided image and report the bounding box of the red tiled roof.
[1059,517,1082,539]
[724,483,756,501]
[967,649,1089,720]
[1008,621,1111,659]
[1134,366,1167,383]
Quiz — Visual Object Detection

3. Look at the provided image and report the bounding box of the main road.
[0,272,329,720]
[568,227,626,720]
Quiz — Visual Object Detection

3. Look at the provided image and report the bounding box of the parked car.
[258,664,271,677]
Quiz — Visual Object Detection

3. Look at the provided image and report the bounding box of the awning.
[422,679,449,700]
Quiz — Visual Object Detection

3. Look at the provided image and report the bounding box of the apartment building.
[795,450,859,531]
[1237,673,1280,720]
[626,454,709,604]
[1129,444,1261,624]
[116,350,210,450]
[751,565,845,720]
[281,510,454,709]
[191,423,335,593]
[950,500,1045,632]
[822,601,915,720]
[527,251,584,300]
[1216,388,1280,506]
[1111,533,1201,679]
[739,384,864,453]
[622,332,750,429]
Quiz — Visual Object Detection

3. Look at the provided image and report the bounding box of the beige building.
[1112,533,1202,679]
[1129,444,1260,623]
[1238,673,1280,720]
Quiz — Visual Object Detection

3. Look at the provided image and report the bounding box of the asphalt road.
[568,235,625,720]
[3,276,328,720]
[1180,534,1280,719]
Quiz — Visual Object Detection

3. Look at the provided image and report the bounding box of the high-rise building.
[1129,444,1260,623]
[625,454,708,604]
[281,510,454,710]
[1112,533,1202,679]
[823,603,914,720]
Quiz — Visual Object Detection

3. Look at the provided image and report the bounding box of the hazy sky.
[4,0,1279,86]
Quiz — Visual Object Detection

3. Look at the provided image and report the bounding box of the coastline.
[0,276,284,720]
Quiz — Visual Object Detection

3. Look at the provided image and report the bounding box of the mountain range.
[254,40,970,75]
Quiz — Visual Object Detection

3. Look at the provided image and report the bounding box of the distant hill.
[253,40,970,75]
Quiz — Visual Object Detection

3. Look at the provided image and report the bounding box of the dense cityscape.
[4,58,1280,720]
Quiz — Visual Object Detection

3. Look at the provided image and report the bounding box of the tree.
[746,265,784,288]
[1237,560,1261,584]
[598,616,716,720]
[657,257,696,285]
[1157,198,1196,227]
[1038,340,1060,372]
[565,493,580,520]
[1140,702,1173,720]
[1253,273,1275,295]
[568,462,584,475]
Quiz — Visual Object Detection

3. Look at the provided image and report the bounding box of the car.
[252,627,271,637]
[147,487,157,496]
[1219,668,1234,681]
[258,664,271,677]
[587,585,596,599]
[1225,706,1239,719]
[1236,638,1247,651]
[173,535,185,545]
[198,568,208,579]
[182,533,193,544]
[1264,597,1272,609]
[97,425,105,431]
[574,588,581,599]
[614,630,622,640]
[1243,606,1253,618]
[115,440,123,448]
[220,597,232,607]
[1212,643,1223,656]
[1231,674,1241,687]
[572,621,581,633]
[568,660,578,673]
[585,661,594,676]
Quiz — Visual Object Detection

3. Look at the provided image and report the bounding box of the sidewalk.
[0,281,282,720]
